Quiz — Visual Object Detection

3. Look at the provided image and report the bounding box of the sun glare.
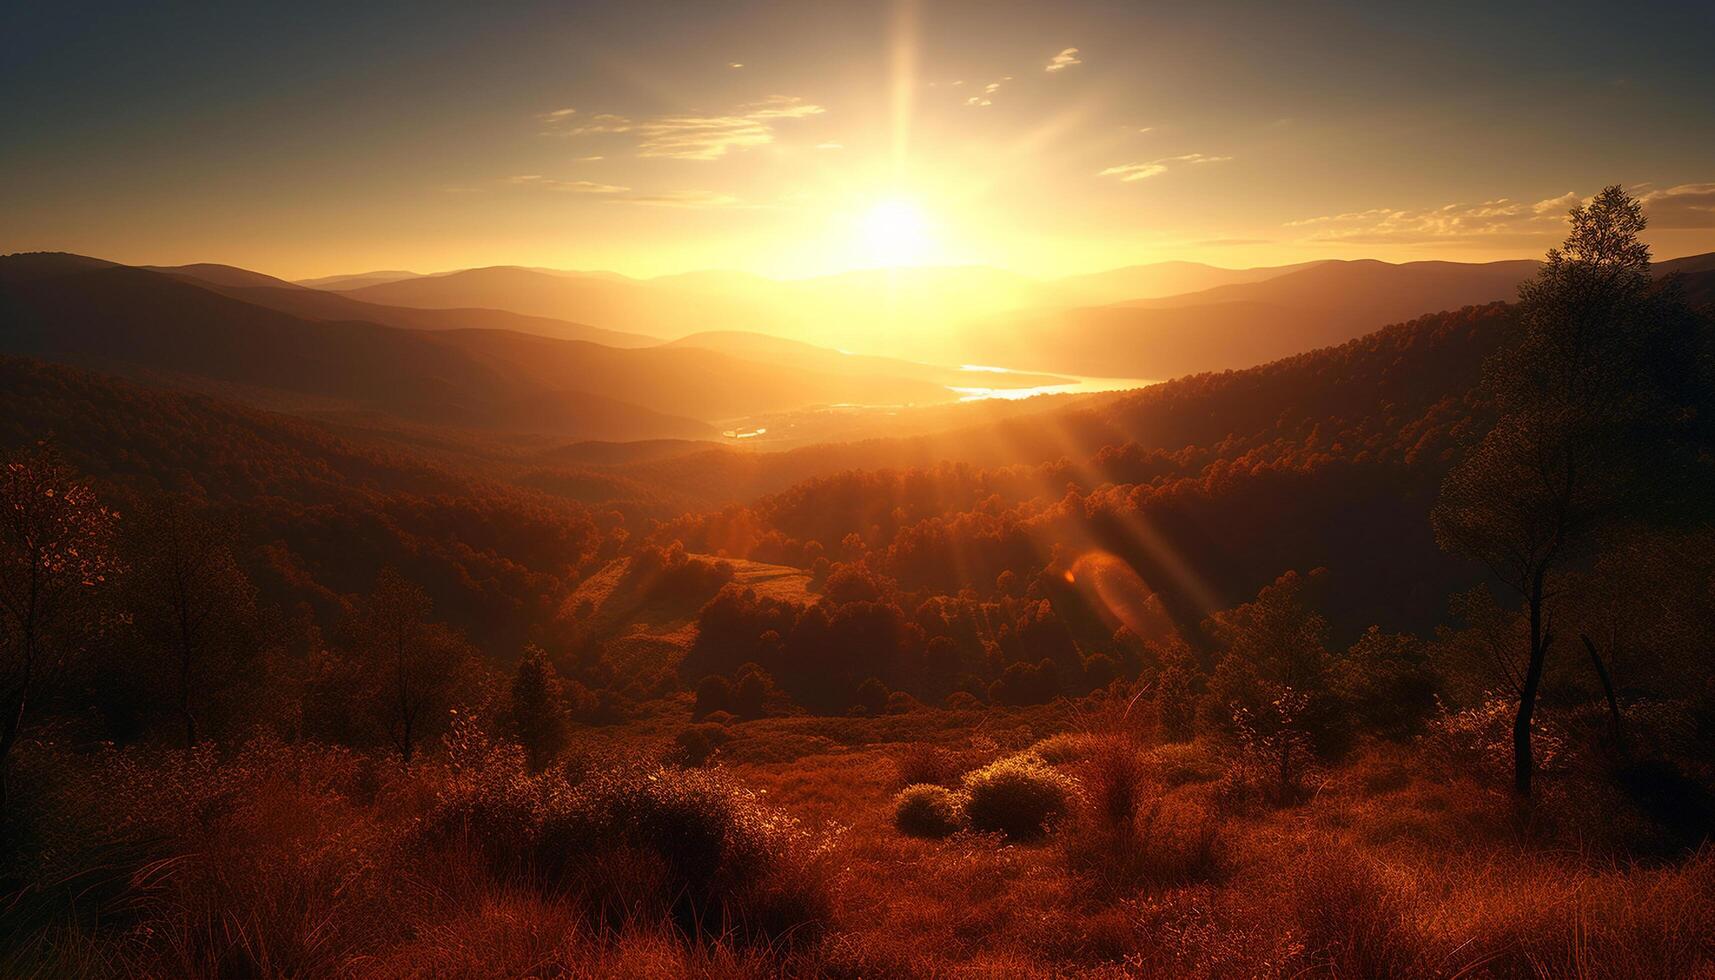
[859,198,934,267]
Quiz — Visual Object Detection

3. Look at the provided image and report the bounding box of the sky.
[4,0,1714,280]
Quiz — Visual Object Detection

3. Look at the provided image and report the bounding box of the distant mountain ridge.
[0,254,1027,444]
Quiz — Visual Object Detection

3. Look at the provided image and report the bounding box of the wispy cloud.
[632,96,825,160]
[1044,47,1082,73]
[505,175,630,194]
[618,190,754,209]
[1638,182,1715,228]
[1098,162,1167,182]
[1098,153,1231,182]
[1284,192,1581,243]
[538,109,634,137]
[964,77,1011,107]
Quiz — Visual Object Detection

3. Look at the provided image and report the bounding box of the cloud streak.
[1638,182,1715,228]
[1285,192,1583,243]
[543,96,825,160]
[505,175,630,194]
[1098,153,1231,182]
[965,77,1011,107]
[1045,47,1082,72]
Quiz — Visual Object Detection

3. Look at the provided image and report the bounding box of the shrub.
[423,739,835,948]
[1028,732,1098,765]
[943,691,983,710]
[854,677,890,715]
[893,784,966,838]
[538,764,835,942]
[671,723,732,767]
[961,754,1077,841]
[893,743,963,788]
[694,674,733,719]
[1154,665,1199,742]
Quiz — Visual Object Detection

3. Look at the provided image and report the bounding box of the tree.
[0,448,121,811]
[350,569,469,764]
[508,646,569,771]
[1432,186,1701,796]
[126,498,257,747]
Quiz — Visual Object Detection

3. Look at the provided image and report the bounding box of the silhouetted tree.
[694,674,733,719]
[350,569,469,764]
[1203,570,1343,756]
[126,499,257,747]
[0,448,121,811]
[508,646,569,771]
[1433,186,1700,795]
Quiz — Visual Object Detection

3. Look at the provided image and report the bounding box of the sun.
[859,198,934,267]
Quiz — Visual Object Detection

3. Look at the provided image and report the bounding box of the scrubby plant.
[539,764,835,942]
[893,784,966,838]
[893,743,963,788]
[961,754,1077,841]
[671,723,732,767]
[422,729,836,947]
[1028,732,1099,765]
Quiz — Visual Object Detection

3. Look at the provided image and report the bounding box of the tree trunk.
[1514,583,1549,797]
[1581,633,1625,750]
[0,691,23,818]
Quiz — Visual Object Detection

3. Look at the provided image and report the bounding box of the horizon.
[22,246,1715,290]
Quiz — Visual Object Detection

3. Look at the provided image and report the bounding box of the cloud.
[728,62,745,69]
[965,77,1011,107]
[1164,153,1231,165]
[1639,182,1715,228]
[538,110,634,137]
[1098,162,1167,182]
[505,175,629,194]
[618,190,753,209]
[1098,153,1231,182]
[815,141,844,150]
[1045,47,1082,73]
[633,95,825,160]
[1284,192,1582,244]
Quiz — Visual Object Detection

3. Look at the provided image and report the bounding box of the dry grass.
[4,711,1712,978]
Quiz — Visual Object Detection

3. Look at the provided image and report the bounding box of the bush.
[1028,732,1098,765]
[961,754,1077,841]
[943,691,983,710]
[893,743,963,788]
[672,723,732,767]
[543,764,834,941]
[694,674,733,719]
[424,743,835,947]
[893,784,966,838]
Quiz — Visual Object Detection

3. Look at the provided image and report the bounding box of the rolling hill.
[966,258,1542,377]
[0,253,1022,444]
[158,263,661,348]
[1,256,710,441]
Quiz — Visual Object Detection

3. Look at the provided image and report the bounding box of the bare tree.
[127,498,257,747]
[1432,186,1697,796]
[351,569,468,764]
[0,448,121,811]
